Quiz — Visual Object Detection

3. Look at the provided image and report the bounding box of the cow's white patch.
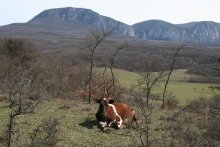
[108,104,123,128]
[108,120,116,127]
[99,121,107,128]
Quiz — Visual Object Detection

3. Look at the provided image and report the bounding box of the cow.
[95,97,137,131]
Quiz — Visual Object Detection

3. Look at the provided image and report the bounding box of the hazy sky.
[1,0,220,26]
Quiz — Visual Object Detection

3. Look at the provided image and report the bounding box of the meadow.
[0,99,151,146]
[0,68,219,146]
[97,68,220,105]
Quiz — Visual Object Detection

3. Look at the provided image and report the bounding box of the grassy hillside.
[0,99,158,146]
[96,68,220,104]
[1,97,218,146]
[0,69,219,146]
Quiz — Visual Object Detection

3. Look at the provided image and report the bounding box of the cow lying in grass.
[95,97,137,131]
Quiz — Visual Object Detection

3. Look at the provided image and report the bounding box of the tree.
[130,87,155,147]
[0,38,42,147]
[84,29,112,103]
[108,45,124,100]
[162,44,185,109]
[137,69,166,107]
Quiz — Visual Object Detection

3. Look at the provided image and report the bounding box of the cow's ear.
[108,99,114,104]
[95,98,101,103]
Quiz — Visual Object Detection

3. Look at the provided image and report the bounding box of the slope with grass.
[1,96,218,146]
[96,68,220,104]
[0,99,143,146]
[1,69,219,146]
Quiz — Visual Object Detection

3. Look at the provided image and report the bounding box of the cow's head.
[95,97,114,121]
[95,97,137,131]
[96,97,114,107]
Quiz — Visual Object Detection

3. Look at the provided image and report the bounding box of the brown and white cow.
[95,97,137,131]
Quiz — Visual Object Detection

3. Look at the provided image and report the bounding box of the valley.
[96,68,220,104]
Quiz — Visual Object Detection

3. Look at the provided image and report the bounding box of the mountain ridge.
[28,7,134,36]
[1,7,220,43]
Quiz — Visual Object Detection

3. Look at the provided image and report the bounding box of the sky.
[0,0,220,26]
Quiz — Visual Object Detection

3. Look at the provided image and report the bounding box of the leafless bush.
[163,110,202,147]
[0,38,38,91]
[130,88,156,147]
[41,57,71,98]
[207,96,220,140]
[40,55,89,100]
[165,92,179,110]
[185,97,208,114]
[73,71,122,101]
[0,95,7,102]
[0,38,42,147]
[158,96,220,147]
[29,117,61,147]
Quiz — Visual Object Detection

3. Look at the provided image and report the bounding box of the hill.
[28,7,134,36]
[1,7,220,43]
[133,20,220,43]
[1,7,220,76]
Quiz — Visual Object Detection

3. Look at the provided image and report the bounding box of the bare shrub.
[164,110,202,147]
[185,97,208,114]
[0,95,7,102]
[73,71,122,102]
[66,65,89,98]
[183,97,209,130]
[41,57,70,98]
[29,117,61,147]
[207,96,220,140]
[0,38,42,147]
[130,89,156,147]
[165,92,179,110]
[158,96,220,147]
[58,100,71,110]
[42,57,89,99]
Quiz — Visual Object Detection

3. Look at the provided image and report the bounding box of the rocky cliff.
[133,20,220,43]
[5,7,220,43]
[28,7,134,36]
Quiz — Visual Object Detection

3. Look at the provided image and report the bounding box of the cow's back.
[113,103,135,120]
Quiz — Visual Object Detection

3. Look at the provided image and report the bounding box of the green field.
[0,99,143,146]
[96,68,220,104]
[1,69,219,146]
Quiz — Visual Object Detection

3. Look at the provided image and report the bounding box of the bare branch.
[108,44,124,100]
[85,29,112,103]
[162,44,185,109]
